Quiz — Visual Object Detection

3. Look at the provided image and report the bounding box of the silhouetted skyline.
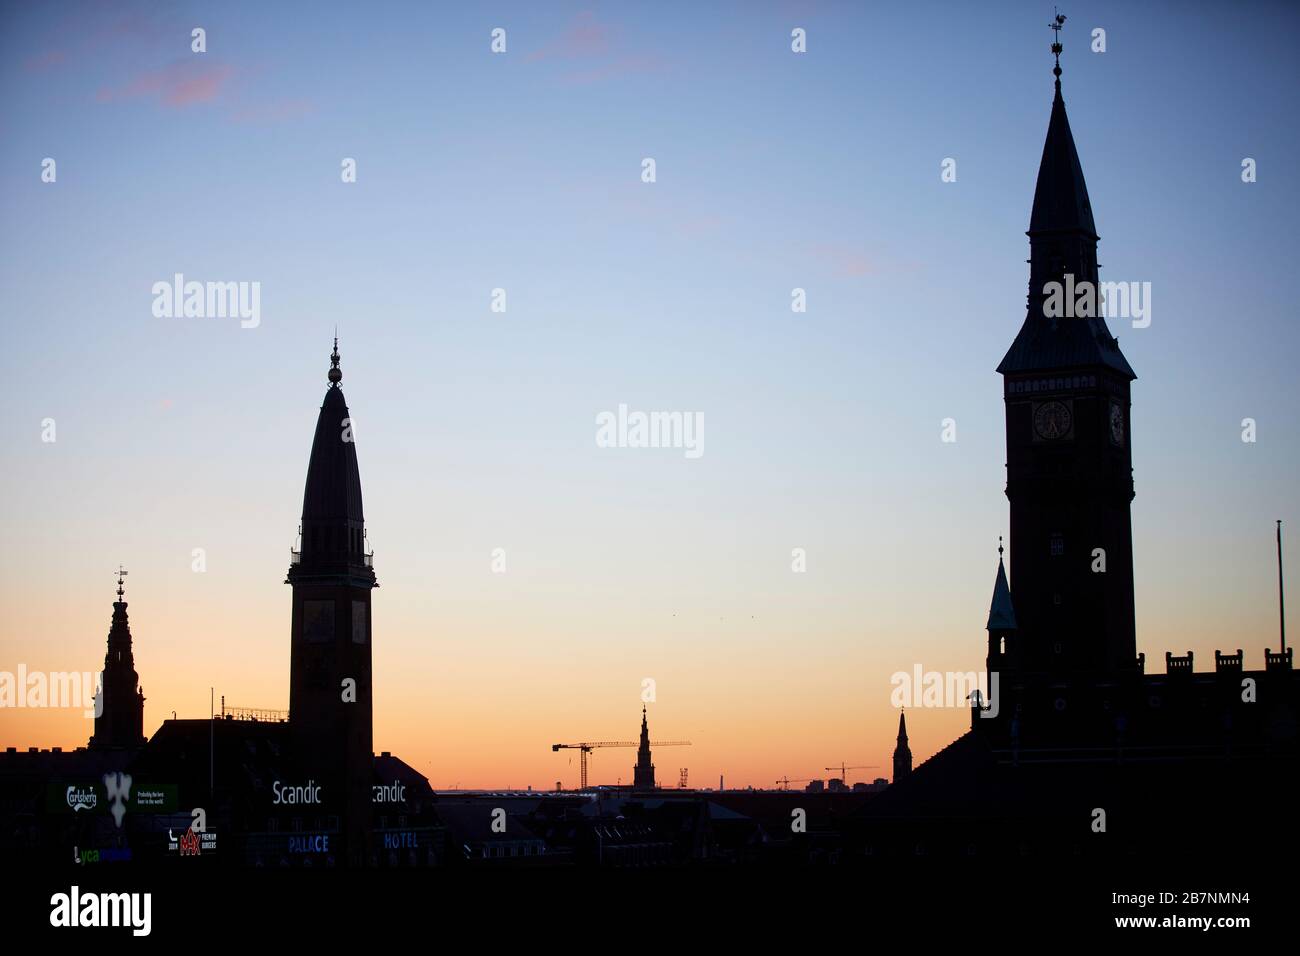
[2,0,1296,794]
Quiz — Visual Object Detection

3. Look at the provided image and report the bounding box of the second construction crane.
[553,707,690,789]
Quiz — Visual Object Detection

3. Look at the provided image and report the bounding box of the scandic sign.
[47,783,178,813]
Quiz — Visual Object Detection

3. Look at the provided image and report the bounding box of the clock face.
[1033,400,1072,440]
[1109,402,1125,446]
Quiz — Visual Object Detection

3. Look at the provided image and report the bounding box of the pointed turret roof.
[988,556,1017,632]
[987,537,1017,630]
[897,710,908,742]
[301,338,364,523]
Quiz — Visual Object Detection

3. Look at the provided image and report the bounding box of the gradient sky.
[1,0,1297,790]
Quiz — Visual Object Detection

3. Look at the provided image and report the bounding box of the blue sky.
[1,0,1297,785]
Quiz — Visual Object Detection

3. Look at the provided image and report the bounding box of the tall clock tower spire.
[287,337,377,866]
[996,18,1138,677]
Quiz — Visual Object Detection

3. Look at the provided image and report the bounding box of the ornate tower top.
[91,567,145,750]
[1050,11,1066,88]
[328,333,342,387]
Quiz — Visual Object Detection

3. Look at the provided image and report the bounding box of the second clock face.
[1110,402,1125,446]
[1033,400,1072,440]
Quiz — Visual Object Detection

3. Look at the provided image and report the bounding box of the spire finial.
[998,535,1005,560]
[114,565,128,602]
[1050,10,1066,88]
[328,332,342,386]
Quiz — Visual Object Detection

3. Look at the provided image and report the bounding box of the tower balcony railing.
[289,548,373,567]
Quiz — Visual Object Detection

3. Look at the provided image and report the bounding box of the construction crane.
[824,763,879,784]
[551,740,691,789]
[773,777,819,791]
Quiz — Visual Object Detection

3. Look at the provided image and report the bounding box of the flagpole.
[1279,521,1287,654]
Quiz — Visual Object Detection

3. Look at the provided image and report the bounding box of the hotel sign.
[287,833,331,854]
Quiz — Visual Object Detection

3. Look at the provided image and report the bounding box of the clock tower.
[996,27,1137,678]
[287,338,377,865]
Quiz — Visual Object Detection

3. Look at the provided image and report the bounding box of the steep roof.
[987,558,1017,631]
[301,345,364,523]
[997,80,1136,380]
[1028,84,1096,239]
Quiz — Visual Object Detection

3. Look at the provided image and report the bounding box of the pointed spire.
[300,338,364,525]
[988,537,1018,631]
[634,705,655,790]
[997,16,1135,381]
[893,710,912,781]
[1030,13,1096,241]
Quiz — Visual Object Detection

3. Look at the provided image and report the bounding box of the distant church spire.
[89,567,145,750]
[893,711,912,782]
[633,705,656,791]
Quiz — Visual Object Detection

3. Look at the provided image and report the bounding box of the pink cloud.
[96,60,234,108]
[810,243,878,278]
[808,243,923,279]
[525,10,612,62]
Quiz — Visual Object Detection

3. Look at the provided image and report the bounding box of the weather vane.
[1050,10,1067,81]
[114,565,128,600]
